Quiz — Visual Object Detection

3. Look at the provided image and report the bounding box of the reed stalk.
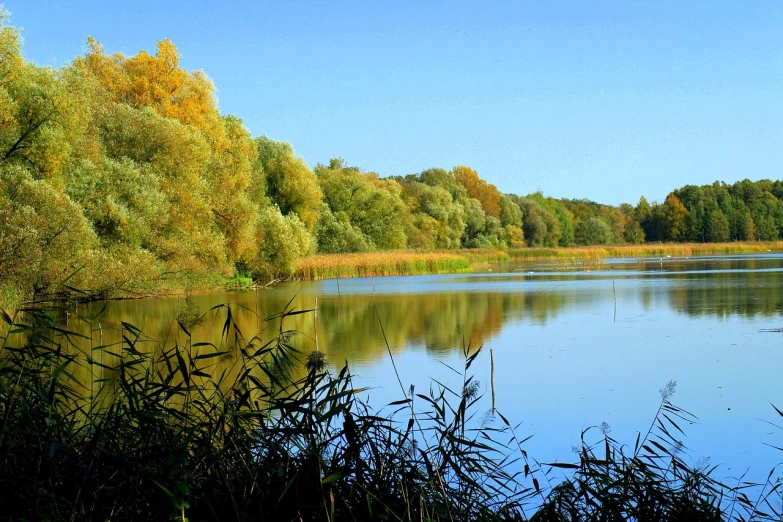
[0,293,780,521]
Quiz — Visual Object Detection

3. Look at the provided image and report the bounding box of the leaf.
[544,462,580,469]
[321,472,342,485]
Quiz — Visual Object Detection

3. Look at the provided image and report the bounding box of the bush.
[252,205,315,277]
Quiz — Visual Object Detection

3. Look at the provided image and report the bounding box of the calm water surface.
[63,254,783,484]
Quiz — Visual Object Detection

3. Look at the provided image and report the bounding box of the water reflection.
[5,253,783,487]
[52,284,583,370]
[30,254,783,373]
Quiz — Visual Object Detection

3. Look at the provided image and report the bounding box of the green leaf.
[321,472,342,485]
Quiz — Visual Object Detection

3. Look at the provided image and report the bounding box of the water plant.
[295,249,509,280]
[1,294,782,521]
[508,241,783,263]
[0,296,534,520]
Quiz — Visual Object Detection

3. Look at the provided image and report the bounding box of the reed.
[295,249,509,280]
[509,241,783,262]
[1,295,781,521]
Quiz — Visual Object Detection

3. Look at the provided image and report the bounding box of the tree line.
[1,15,782,303]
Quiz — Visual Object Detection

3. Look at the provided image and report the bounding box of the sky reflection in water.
[67,253,783,486]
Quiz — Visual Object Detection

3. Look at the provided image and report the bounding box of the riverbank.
[294,249,509,280]
[509,241,783,262]
[17,242,783,309]
[293,242,783,281]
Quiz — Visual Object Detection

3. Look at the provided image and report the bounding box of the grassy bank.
[295,249,509,280]
[1,300,782,520]
[293,243,783,282]
[508,241,783,262]
[13,242,782,308]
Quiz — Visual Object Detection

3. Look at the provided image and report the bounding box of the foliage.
[0,165,96,297]
[574,217,611,246]
[316,158,410,250]
[397,176,466,249]
[251,205,314,278]
[5,8,783,305]
[314,203,371,253]
[296,249,508,280]
[453,164,501,218]
[255,136,322,230]
[1,300,781,521]
[513,196,561,247]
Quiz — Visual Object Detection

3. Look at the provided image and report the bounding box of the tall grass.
[0,297,533,520]
[296,249,509,280]
[1,296,782,520]
[509,241,783,263]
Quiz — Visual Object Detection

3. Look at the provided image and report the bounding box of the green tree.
[513,197,560,247]
[550,201,574,246]
[316,159,410,250]
[397,177,465,249]
[461,197,488,246]
[255,136,322,230]
[0,165,96,296]
[705,210,730,242]
[498,194,522,228]
[1,63,90,183]
[574,217,611,245]
[623,219,646,244]
[315,203,370,253]
[755,215,779,241]
[251,206,314,277]
[65,157,166,248]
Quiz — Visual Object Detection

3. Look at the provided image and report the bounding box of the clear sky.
[4,0,782,205]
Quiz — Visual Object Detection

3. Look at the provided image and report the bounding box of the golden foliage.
[452,165,501,218]
[78,37,216,128]
[508,241,783,261]
[295,249,508,280]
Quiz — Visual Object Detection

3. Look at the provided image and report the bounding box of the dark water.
[53,253,783,484]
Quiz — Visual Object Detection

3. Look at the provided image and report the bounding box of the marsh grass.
[509,242,783,263]
[1,295,782,521]
[0,295,533,521]
[224,270,254,289]
[295,249,509,280]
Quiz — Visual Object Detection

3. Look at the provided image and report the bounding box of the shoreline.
[17,242,783,308]
[507,241,783,261]
[294,242,783,281]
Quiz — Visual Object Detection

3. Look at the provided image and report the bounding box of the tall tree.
[663,194,689,242]
[255,136,322,230]
[452,165,501,218]
[316,159,410,250]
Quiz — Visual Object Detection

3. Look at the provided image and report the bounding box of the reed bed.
[295,249,509,280]
[509,241,783,262]
[1,296,782,521]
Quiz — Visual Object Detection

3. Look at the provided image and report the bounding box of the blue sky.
[5,0,782,205]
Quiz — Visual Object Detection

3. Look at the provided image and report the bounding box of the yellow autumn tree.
[664,193,689,242]
[77,37,216,128]
[77,37,259,271]
[452,165,501,218]
[205,115,258,263]
[0,7,21,85]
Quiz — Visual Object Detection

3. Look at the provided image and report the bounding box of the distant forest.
[1,14,782,302]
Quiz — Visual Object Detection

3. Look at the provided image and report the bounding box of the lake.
[53,253,783,488]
